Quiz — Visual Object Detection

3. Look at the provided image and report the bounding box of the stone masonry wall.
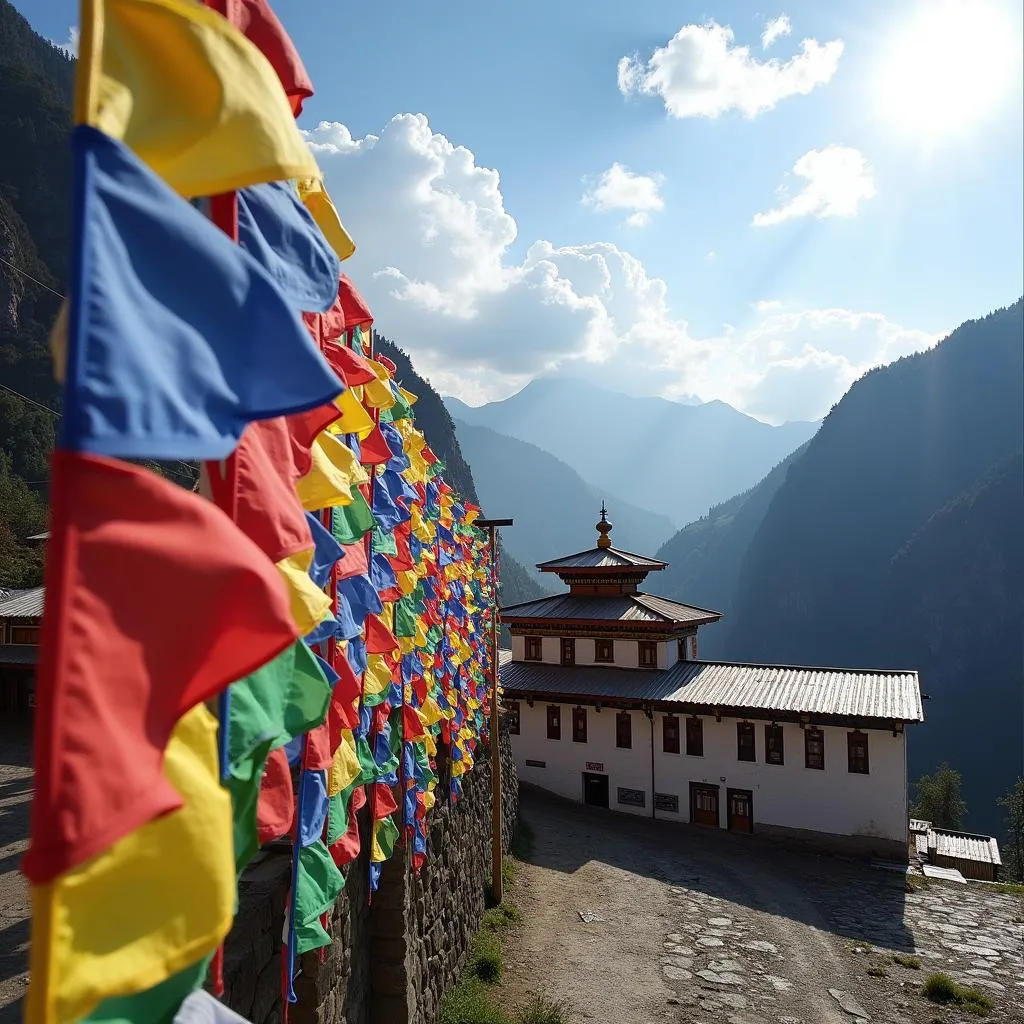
[221,721,518,1024]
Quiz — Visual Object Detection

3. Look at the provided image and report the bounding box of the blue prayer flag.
[63,126,341,459]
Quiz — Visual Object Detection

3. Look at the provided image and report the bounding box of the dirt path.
[497,787,1023,1024]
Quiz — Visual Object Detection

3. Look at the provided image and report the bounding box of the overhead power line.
[0,253,65,300]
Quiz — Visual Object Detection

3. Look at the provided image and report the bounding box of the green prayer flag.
[295,841,345,955]
[371,525,398,556]
[394,595,419,637]
[331,488,375,544]
[371,814,401,863]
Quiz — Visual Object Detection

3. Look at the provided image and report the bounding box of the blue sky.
[21,0,1024,421]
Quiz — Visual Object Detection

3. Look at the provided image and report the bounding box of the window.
[508,701,520,735]
[616,711,632,749]
[804,727,824,770]
[546,705,561,740]
[572,706,588,743]
[663,714,680,754]
[847,731,869,774]
[737,722,755,762]
[595,639,614,663]
[10,626,39,645]
[525,636,542,661]
[561,637,575,666]
[685,716,704,757]
[639,641,657,668]
[765,724,784,765]
[677,638,688,662]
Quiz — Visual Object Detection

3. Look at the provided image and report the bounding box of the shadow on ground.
[516,783,915,954]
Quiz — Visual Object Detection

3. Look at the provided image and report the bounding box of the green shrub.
[439,977,512,1024]
[867,965,888,978]
[471,929,503,983]
[922,973,993,1016]
[516,995,570,1024]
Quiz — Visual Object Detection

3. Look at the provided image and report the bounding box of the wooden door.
[689,783,719,828]
[727,788,753,833]
[582,772,609,808]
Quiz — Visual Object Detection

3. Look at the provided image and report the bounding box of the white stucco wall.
[509,702,908,842]
[508,636,670,670]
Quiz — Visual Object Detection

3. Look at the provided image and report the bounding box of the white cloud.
[761,15,792,49]
[581,163,665,228]
[752,146,877,226]
[752,299,783,312]
[308,114,936,422]
[52,26,78,57]
[617,19,842,118]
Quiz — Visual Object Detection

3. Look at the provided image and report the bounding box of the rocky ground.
[498,787,1024,1024]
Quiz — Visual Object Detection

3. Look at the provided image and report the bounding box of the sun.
[873,0,1022,144]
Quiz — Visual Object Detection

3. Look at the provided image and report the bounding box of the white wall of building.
[507,636,678,670]
[510,702,908,842]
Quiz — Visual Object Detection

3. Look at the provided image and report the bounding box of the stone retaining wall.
[221,722,518,1024]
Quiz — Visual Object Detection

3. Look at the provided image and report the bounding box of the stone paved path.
[0,723,32,1024]
[499,787,1024,1024]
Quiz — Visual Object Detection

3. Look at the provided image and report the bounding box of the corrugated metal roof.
[0,644,39,665]
[499,658,924,722]
[930,830,1001,866]
[0,588,44,619]
[537,546,666,571]
[500,592,721,625]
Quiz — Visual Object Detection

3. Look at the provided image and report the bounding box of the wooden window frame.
[764,724,784,766]
[685,716,704,757]
[638,641,658,669]
[10,625,39,645]
[663,714,680,754]
[737,722,755,762]
[525,636,542,662]
[560,637,576,667]
[572,706,588,744]
[546,705,561,741]
[847,730,869,774]
[595,639,614,664]
[804,726,824,770]
[616,711,632,749]
[508,701,520,735]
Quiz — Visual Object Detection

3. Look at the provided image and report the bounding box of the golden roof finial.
[596,502,612,549]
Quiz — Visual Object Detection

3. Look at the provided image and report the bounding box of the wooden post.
[477,517,513,905]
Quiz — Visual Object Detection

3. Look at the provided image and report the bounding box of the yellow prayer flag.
[297,177,356,261]
[295,434,367,511]
[328,732,361,797]
[327,389,375,440]
[276,549,331,636]
[80,0,318,196]
[363,654,392,697]
[26,705,233,1024]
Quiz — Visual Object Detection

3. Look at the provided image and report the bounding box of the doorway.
[582,772,609,808]
[727,788,753,833]
[689,782,719,828]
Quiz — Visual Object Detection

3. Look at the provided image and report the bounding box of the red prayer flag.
[329,785,366,867]
[337,274,372,332]
[336,540,368,581]
[286,401,341,477]
[364,614,398,654]
[23,451,297,884]
[258,747,295,845]
[223,0,314,115]
[303,721,332,772]
[371,783,398,819]
[323,342,376,386]
[359,424,394,466]
[210,418,311,563]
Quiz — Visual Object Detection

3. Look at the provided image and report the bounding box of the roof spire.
[596,502,613,549]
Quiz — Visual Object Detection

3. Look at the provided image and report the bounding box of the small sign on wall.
[654,792,679,813]
[525,759,546,768]
[586,761,605,771]
[617,787,646,807]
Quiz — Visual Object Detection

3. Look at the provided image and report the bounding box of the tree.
[997,779,1024,881]
[911,762,968,829]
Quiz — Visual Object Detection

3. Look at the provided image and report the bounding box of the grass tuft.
[906,874,931,892]
[892,953,922,969]
[986,881,1024,896]
[867,964,888,978]
[470,929,503,983]
[516,995,571,1024]
[922,973,993,1016]
[482,901,521,931]
[439,977,512,1024]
